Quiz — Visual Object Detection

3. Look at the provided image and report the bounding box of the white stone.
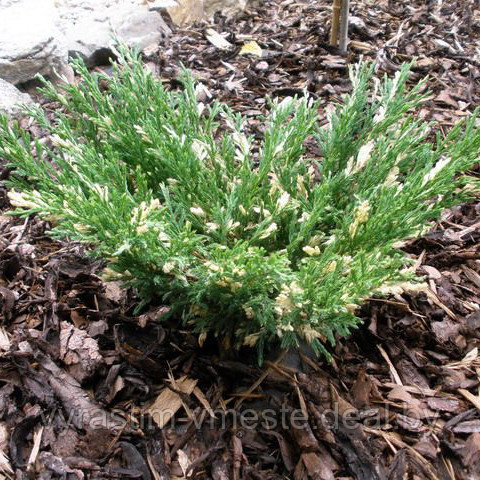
[0,0,170,84]
[0,0,68,84]
[0,78,33,115]
[55,0,171,67]
[148,0,178,10]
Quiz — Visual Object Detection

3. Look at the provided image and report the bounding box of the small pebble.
[255,61,269,71]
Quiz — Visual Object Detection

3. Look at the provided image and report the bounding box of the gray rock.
[0,78,32,115]
[56,0,171,67]
[0,0,68,84]
[0,0,170,85]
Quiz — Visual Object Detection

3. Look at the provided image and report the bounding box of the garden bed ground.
[1,0,480,478]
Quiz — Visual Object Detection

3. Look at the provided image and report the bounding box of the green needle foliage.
[2,46,480,360]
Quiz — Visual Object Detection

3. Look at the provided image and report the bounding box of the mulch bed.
[2,0,480,478]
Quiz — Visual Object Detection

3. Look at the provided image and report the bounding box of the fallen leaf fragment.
[239,40,263,57]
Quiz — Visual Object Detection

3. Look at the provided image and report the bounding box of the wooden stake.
[339,0,350,53]
[330,0,342,47]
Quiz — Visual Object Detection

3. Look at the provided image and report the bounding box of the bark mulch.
[2,0,480,478]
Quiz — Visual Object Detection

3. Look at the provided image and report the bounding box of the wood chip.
[147,376,198,428]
